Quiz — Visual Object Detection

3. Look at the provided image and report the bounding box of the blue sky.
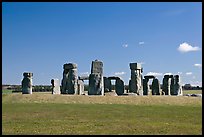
[2,2,202,86]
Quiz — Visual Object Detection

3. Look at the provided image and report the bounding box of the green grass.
[2,92,202,135]
[183,90,202,95]
[2,89,13,94]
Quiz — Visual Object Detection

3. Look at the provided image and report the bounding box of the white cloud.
[146,72,163,76]
[114,72,126,75]
[139,41,144,45]
[139,62,145,65]
[177,72,182,75]
[178,42,200,53]
[163,72,173,75]
[122,44,128,48]
[194,64,202,68]
[80,72,89,76]
[186,72,192,75]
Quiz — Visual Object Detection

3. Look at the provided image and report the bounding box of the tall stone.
[51,79,60,94]
[143,78,149,95]
[88,60,104,95]
[170,77,174,95]
[22,72,33,94]
[173,75,183,96]
[77,79,84,95]
[162,75,173,95]
[152,78,160,95]
[61,63,78,94]
[129,63,143,95]
[104,77,112,92]
[115,78,124,95]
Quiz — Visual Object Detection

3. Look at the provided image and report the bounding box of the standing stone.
[61,63,78,94]
[115,78,124,95]
[89,73,102,95]
[51,79,60,94]
[162,75,173,95]
[104,77,112,92]
[152,78,160,95]
[88,60,104,95]
[22,72,33,94]
[129,63,143,95]
[77,79,84,95]
[143,78,149,95]
[173,75,183,96]
[170,77,174,95]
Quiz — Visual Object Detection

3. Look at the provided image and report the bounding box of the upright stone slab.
[104,77,112,92]
[170,77,174,95]
[22,72,33,94]
[115,78,124,95]
[162,75,173,95]
[173,75,183,96]
[61,63,78,94]
[129,63,143,95]
[143,78,149,95]
[152,78,160,95]
[51,79,60,94]
[88,60,104,95]
[77,80,84,95]
[89,73,102,95]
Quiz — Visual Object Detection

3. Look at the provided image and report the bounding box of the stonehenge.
[22,72,33,94]
[61,63,78,94]
[88,60,104,95]
[51,79,60,94]
[129,63,143,95]
[21,61,184,97]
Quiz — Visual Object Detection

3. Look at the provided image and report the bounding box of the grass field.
[2,90,202,135]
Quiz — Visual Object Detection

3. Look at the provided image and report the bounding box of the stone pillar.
[174,75,183,96]
[22,72,33,94]
[88,60,104,95]
[129,63,143,95]
[162,75,173,95]
[89,73,102,95]
[170,77,174,95]
[152,78,160,95]
[77,80,84,95]
[104,77,112,92]
[51,79,60,94]
[61,63,78,94]
[115,78,124,95]
[143,78,149,95]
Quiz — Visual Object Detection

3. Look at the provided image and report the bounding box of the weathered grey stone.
[88,73,103,95]
[129,63,143,95]
[78,76,89,81]
[22,72,33,94]
[63,63,77,69]
[143,78,149,95]
[144,75,155,79]
[88,60,104,95]
[162,75,173,95]
[115,78,124,95]
[61,63,78,94]
[51,79,60,94]
[170,77,174,95]
[130,63,142,70]
[91,60,103,74]
[152,78,160,95]
[77,79,84,95]
[104,77,112,92]
[173,75,183,96]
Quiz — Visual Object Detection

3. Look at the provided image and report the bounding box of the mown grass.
[183,90,202,95]
[2,89,13,94]
[2,91,202,135]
